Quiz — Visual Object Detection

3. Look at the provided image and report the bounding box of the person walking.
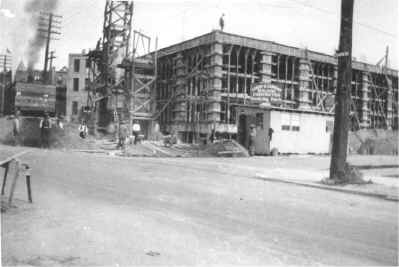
[39,113,51,148]
[12,110,21,146]
[132,120,141,145]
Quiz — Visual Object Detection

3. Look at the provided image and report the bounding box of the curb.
[254,174,399,202]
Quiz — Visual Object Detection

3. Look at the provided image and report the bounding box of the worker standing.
[219,14,225,31]
[209,121,216,144]
[12,110,21,146]
[79,120,88,139]
[56,113,64,129]
[249,124,256,156]
[132,120,141,145]
[39,113,51,148]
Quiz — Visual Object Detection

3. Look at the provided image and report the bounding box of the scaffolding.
[117,30,158,136]
[152,31,398,143]
[86,0,133,130]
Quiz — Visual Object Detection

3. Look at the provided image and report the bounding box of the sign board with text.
[250,82,282,106]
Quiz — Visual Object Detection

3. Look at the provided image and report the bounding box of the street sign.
[335,51,349,57]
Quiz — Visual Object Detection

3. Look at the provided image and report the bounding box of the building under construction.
[80,0,397,154]
[150,30,398,152]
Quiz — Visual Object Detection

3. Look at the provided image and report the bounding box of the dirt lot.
[1,145,398,266]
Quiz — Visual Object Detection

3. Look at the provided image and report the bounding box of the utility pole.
[329,0,354,181]
[49,51,56,83]
[0,53,12,116]
[49,51,56,70]
[38,12,62,84]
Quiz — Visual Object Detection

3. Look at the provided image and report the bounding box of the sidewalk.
[253,166,399,201]
[142,155,399,202]
[156,155,399,202]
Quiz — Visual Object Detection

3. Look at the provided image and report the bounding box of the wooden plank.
[0,150,31,166]
[26,175,32,203]
[8,160,20,205]
[1,161,10,195]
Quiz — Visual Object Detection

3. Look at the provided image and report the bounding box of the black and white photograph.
[0,0,398,265]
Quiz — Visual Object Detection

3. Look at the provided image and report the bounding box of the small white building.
[236,105,334,154]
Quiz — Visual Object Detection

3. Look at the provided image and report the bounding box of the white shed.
[236,105,334,154]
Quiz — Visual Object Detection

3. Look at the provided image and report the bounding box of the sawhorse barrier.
[1,150,32,206]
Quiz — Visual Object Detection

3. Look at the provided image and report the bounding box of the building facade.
[153,30,398,148]
[66,53,90,122]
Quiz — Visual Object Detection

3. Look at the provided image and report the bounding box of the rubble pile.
[0,117,96,149]
[202,139,249,157]
[349,129,398,155]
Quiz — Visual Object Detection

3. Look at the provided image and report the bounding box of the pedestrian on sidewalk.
[132,120,141,145]
[39,113,52,148]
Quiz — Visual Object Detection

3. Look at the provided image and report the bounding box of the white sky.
[0,0,398,72]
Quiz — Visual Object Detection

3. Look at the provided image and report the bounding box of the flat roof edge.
[153,30,397,76]
[235,104,334,116]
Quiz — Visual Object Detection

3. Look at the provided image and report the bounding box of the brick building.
[66,53,90,122]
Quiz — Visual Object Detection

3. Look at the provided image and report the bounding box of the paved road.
[2,147,398,266]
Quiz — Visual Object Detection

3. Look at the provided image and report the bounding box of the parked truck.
[14,82,56,115]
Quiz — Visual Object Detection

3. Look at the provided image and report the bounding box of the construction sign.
[250,82,282,106]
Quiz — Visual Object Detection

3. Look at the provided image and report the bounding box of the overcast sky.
[0,0,397,72]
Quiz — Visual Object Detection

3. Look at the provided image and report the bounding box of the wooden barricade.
[0,151,32,206]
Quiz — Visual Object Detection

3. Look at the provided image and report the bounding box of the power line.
[285,0,397,38]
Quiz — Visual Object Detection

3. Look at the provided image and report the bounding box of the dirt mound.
[322,163,372,185]
[202,139,249,157]
[0,117,96,149]
[349,129,398,155]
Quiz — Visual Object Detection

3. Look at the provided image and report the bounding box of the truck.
[15,82,56,115]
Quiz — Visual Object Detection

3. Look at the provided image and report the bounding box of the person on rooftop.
[219,14,225,31]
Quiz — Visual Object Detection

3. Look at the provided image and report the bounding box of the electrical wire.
[285,0,397,38]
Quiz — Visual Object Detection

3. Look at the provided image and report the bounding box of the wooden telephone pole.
[330,0,354,181]
[0,53,12,115]
[38,12,62,84]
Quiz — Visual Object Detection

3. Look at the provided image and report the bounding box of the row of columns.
[169,43,395,130]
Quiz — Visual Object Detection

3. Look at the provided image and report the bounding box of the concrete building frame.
[154,30,398,142]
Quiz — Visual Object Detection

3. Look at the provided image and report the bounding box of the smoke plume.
[24,0,59,70]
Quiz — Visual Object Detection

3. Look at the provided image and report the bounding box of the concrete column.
[173,52,187,123]
[360,72,370,128]
[259,51,273,86]
[207,42,223,123]
[386,76,393,129]
[298,58,312,109]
